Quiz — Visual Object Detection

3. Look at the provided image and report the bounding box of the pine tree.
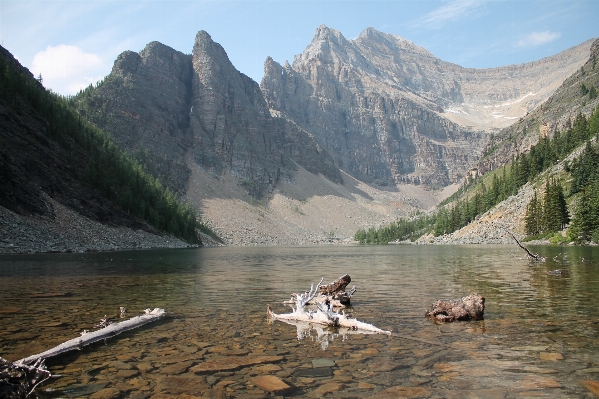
[525,191,543,236]
[543,179,569,232]
[569,187,594,242]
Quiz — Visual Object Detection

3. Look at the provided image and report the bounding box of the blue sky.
[1,0,598,95]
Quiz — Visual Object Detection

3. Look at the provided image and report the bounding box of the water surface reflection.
[0,245,598,398]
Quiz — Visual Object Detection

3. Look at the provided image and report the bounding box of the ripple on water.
[0,245,598,398]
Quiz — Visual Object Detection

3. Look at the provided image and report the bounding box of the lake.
[1,245,598,398]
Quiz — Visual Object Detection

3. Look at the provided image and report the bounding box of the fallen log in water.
[425,294,485,322]
[2,308,166,398]
[284,274,356,309]
[269,278,390,335]
[17,308,166,365]
[506,231,546,262]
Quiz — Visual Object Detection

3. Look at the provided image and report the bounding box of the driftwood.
[3,308,166,398]
[0,357,51,399]
[284,275,356,309]
[18,308,166,365]
[507,231,546,261]
[269,278,390,335]
[319,274,351,295]
[272,318,384,350]
[425,294,485,322]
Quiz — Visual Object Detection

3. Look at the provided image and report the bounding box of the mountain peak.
[358,27,380,39]
[193,29,231,67]
[195,30,213,44]
[313,24,347,44]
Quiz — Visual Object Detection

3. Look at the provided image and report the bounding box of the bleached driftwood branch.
[2,308,165,398]
[268,279,390,336]
[284,274,356,309]
[17,308,166,365]
[272,318,384,350]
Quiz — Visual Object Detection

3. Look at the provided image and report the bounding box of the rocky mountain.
[477,39,599,174]
[0,46,192,253]
[419,39,599,245]
[80,31,341,198]
[73,28,595,245]
[261,25,593,188]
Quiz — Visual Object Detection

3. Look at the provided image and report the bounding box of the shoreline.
[0,203,193,256]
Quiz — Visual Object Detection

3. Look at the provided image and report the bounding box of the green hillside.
[356,40,599,245]
[0,46,217,244]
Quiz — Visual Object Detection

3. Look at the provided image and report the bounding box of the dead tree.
[425,294,485,322]
[17,308,166,365]
[268,279,390,335]
[2,308,166,398]
[507,231,546,261]
[284,274,356,309]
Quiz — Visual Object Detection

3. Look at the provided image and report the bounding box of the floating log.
[3,308,166,398]
[319,274,351,295]
[506,231,545,261]
[425,294,485,322]
[18,308,166,365]
[269,279,390,335]
[284,275,356,309]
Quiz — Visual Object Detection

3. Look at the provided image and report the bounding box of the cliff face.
[261,25,592,187]
[80,42,193,193]
[82,31,341,197]
[476,38,599,174]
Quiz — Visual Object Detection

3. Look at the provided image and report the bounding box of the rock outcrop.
[82,31,341,197]
[261,25,592,188]
[84,42,194,194]
[0,46,189,254]
[476,38,599,175]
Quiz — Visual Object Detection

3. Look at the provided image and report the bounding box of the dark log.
[425,294,485,322]
[0,357,51,399]
[285,275,356,308]
[319,274,351,295]
[506,231,545,261]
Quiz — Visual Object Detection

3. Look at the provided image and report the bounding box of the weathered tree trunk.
[284,275,356,308]
[17,308,166,365]
[319,274,351,295]
[2,308,166,398]
[425,294,485,322]
[269,279,390,335]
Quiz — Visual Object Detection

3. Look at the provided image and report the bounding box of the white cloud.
[412,0,486,29]
[517,31,561,47]
[31,45,105,95]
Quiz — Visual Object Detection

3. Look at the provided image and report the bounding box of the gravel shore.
[0,199,193,255]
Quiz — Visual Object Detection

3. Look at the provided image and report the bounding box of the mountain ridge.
[27,27,598,246]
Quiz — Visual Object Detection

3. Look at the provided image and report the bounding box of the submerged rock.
[425,293,485,322]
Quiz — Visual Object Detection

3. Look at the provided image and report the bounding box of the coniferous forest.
[0,51,216,244]
[355,107,599,244]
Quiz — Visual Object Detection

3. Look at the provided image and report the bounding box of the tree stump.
[425,294,485,322]
[319,274,351,295]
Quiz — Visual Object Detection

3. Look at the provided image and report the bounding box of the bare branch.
[506,230,545,261]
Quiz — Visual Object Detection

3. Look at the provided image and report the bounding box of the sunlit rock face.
[83,31,341,197]
[261,25,592,187]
